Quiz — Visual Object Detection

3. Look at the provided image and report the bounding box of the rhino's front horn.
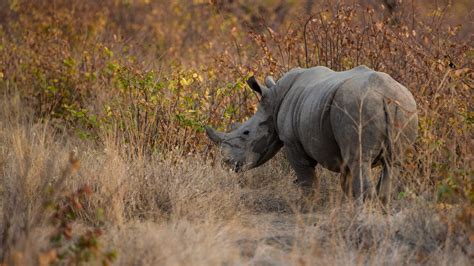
[265,76,276,87]
[205,126,226,144]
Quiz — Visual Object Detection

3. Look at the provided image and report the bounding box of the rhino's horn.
[205,126,226,144]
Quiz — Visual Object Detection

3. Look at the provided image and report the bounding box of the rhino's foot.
[293,178,313,188]
[293,179,322,211]
[293,178,316,197]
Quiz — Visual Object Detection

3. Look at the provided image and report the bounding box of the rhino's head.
[205,76,283,172]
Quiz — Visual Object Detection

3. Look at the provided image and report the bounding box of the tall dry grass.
[0,0,472,265]
[1,96,471,265]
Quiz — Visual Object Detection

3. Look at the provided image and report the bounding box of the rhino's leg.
[376,157,400,205]
[284,146,317,190]
[331,94,385,201]
[376,162,391,205]
[340,168,351,196]
[347,161,372,200]
[334,130,376,200]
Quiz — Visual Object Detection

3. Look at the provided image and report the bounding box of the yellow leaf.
[180,77,191,86]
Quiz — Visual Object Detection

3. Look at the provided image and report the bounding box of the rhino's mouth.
[223,159,244,173]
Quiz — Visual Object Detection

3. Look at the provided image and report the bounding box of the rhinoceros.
[206,65,418,203]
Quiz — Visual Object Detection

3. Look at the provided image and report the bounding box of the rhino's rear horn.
[205,126,225,144]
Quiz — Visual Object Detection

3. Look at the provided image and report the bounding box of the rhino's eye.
[243,130,250,135]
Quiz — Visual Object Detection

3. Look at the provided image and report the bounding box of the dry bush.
[0,97,472,264]
[105,220,242,265]
[290,204,471,265]
[249,1,472,209]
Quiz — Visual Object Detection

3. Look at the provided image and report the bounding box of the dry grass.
[1,96,471,265]
[0,0,472,265]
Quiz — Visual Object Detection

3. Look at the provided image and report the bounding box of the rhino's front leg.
[284,146,317,189]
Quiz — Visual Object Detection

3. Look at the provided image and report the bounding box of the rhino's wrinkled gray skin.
[206,66,418,203]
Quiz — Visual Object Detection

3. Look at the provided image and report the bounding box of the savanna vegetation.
[0,0,472,265]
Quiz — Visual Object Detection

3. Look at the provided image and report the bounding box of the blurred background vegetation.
[0,0,472,195]
[0,0,472,264]
[1,0,471,191]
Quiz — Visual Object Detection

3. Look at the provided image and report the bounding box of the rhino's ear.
[265,76,276,87]
[247,76,269,97]
[205,126,225,144]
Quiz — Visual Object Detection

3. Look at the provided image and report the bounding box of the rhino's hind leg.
[346,161,372,200]
[331,87,386,201]
[340,168,350,196]
[339,164,372,204]
[376,155,401,205]
[376,162,391,205]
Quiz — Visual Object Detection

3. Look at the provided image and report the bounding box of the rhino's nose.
[223,158,232,165]
[222,158,243,173]
[234,161,243,172]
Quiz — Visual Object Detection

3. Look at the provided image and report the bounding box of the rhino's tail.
[382,98,394,167]
[376,98,394,194]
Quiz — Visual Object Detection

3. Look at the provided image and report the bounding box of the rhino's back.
[276,66,373,171]
[277,66,417,172]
